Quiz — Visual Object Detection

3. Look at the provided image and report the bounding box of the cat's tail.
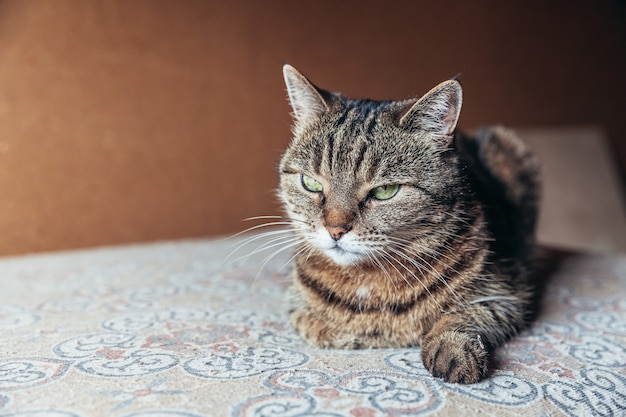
[457,126,541,254]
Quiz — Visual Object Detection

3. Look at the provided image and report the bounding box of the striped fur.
[278,65,541,384]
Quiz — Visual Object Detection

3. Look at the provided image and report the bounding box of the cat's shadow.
[528,245,577,321]
[488,245,577,375]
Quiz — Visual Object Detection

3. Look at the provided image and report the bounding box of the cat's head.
[278,65,463,266]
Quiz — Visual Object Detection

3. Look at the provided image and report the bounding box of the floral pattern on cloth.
[0,238,624,417]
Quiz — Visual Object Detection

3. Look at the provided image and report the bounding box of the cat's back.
[455,127,541,264]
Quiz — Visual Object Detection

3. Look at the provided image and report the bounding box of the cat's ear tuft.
[399,79,463,145]
[283,64,330,129]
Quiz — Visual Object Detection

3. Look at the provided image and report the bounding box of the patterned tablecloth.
[0,236,625,417]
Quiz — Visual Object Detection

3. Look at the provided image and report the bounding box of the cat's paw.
[290,310,368,349]
[421,330,489,384]
[290,310,340,348]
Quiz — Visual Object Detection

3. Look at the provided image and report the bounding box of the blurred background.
[0,0,624,256]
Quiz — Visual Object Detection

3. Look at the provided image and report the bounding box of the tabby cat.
[277,64,541,384]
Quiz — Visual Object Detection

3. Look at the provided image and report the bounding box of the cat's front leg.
[421,314,491,384]
[290,309,362,349]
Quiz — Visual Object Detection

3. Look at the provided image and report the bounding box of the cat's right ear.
[399,79,463,146]
[283,64,330,129]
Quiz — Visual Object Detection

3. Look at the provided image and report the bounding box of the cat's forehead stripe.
[363,114,377,137]
[353,140,369,176]
[321,103,382,178]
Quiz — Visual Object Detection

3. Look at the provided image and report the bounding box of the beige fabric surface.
[0,237,625,416]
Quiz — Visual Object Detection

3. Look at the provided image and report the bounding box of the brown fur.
[278,65,541,384]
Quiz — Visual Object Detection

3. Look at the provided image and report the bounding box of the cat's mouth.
[307,229,370,266]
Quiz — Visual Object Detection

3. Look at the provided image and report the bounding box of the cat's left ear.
[399,79,463,145]
[283,64,331,130]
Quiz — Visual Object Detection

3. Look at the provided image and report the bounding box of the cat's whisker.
[386,251,448,313]
[394,241,467,290]
[254,238,302,282]
[366,250,398,292]
[392,231,462,249]
[387,244,467,308]
[384,247,431,288]
[251,233,299,251]
[390,236,457,259]
[386,243,452,274]
[372,249,402,308]
[224,228,293,258]
[444,211,475,228]
[374,249,411,293]
[279,240,313,272]
[376,247,446,312]
[386,240,455,279]
[240,235,300,263]
[227,221,298,240]
[387,235,463,274]
[223,228,296,265]
[303,241,317,262]
[242,215,284,221]
[243,215,310,226]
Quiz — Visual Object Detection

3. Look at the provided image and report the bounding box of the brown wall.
[0,0,624,255]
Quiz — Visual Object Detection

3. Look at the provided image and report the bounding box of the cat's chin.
[322,246,367,266]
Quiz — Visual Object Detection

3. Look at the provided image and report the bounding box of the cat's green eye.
[371,184,400,200]
[301,174,324,193]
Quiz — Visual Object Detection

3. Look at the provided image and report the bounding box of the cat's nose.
[325,224,351,241]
